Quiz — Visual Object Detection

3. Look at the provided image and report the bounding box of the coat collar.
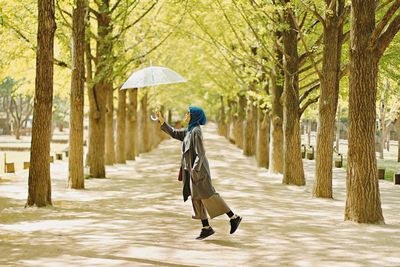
[183,126,200,154]
[183,130,192,154]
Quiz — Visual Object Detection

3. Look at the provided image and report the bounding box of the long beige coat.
[161,122,216,201]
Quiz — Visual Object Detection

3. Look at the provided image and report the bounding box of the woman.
[156,106,242,240]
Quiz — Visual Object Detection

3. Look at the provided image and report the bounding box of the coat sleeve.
[192,128,205,171]
[160,122,187,141]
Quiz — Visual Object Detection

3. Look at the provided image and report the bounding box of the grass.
[342,158,400,182]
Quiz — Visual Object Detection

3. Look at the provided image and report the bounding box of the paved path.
[1,123,400,266]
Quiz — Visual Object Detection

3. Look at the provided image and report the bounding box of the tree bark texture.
[116,89,126,163]
[88,0,112,177]
[226,100,234,140]
[139,93,150,153]
[281,3,305,185]
[307,120,311,146]
[234,94,246,149]
[314,0,344,198]
[257,107,269,168]
[68,0,86,189]
[126,88,138,159]
[345,0,384,223]
[218,96,227,137]
[397,118,400,162]
[269,42,284,173]
[378,79,391,158]
[26,0,56,207]
[85,20,93,169]
[227,100,236,143]
[14,122,21,140]
[105,83,115,165]
[243,96,257,156]
[335,105,341,152]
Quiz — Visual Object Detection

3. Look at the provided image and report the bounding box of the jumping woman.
[156,107,242,240]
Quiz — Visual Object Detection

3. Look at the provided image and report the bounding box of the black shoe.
[230,216,242,234]
[196,227,215,240]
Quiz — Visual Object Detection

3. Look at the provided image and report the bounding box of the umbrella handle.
[150,114,158,121]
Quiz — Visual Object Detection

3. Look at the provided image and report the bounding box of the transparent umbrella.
[121,65,187,120]
[121,66,187,89]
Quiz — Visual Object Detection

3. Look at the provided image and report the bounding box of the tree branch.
[299,95,320,116]
[298,0,325,26]
[89,7,100,18]
[289,9,322,80]
[110,0,125,14]
[299,82,320,103]
[299,58,323,74]
[5,21,69,68]
[375,14,400,58]
[300,79,320,90]
[369,0,400,48]
[298,11,308,31]
[217,0,247,52]
[113,1,158,40]
[54,58,69,68]
[298,33,323,66]
[56,0,72,29]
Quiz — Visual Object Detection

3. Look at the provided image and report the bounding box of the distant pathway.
[1,123,400,266]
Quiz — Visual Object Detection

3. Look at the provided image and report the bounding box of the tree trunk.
[140,92,150,153]
[168,109,172,124]
[314,0,344,198]
[105,83,115,165]
[377,84,386,159]
[397,118,400,162]
[226,100,232,140]
[386,128,390,151]
[345,0,383,223]
[68,0,86,189]
[116,89,126,163]
[281,2,305,185]
[126,88,138,160]
[227,100,236,143]
[14,121,21,140]
[243,95,257,156]
[88,0,112,178]
[218,96,227,136]
[234,94,246,149]
[269,39,284,173]
[307,120,312,146]
[257,107,269,168]
[26,0,56,207]
[85,18,93,169]
[335,105,341,152]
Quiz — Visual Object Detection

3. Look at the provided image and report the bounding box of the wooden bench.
[301,144,306,159]
[23,161,30,169]
[4,163,15,173]
[334,153,343,168]
[3,153,15,173]
[56,153,63,160]
[306,146,314,160]
[394,174,400,185]
[378,169,385,180]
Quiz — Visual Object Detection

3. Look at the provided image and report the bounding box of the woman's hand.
[156,111,165,125]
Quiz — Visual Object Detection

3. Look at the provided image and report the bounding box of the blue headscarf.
[188,106,207,132]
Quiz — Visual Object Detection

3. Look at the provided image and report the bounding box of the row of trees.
[186,0,400,224]
[1,0,400,224]
[0,0,182,206]
[0,76,69,138]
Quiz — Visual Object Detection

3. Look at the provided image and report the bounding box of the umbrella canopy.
[121,66,187,89]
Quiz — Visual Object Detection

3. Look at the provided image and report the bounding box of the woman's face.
[184,111,190,124]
